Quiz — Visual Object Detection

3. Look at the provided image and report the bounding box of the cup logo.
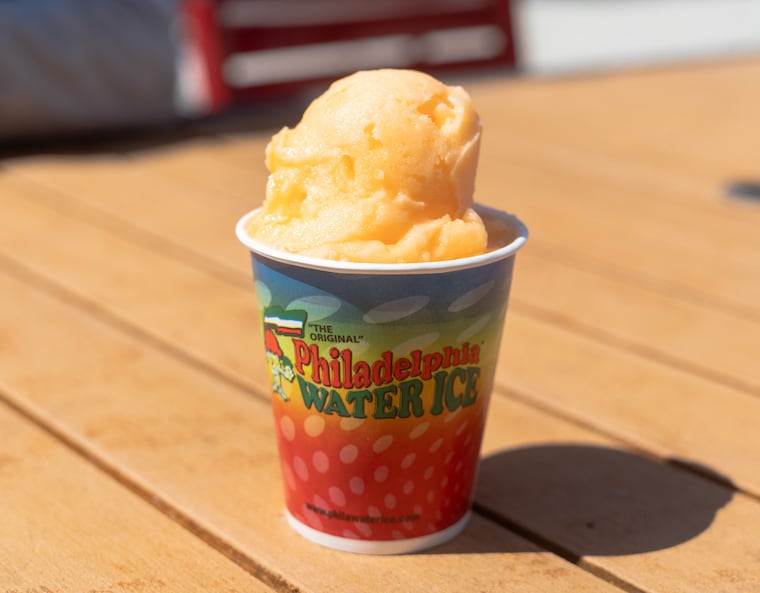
[291,341,481,419]
[261,301,483,419]
[263,306,306,401]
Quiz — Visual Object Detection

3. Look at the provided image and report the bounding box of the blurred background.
[517,0,760,74]
[1,0,759,143]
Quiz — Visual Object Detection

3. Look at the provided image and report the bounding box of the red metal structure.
[182,0,516,111]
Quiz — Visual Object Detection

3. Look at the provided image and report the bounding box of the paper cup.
[236,206,527,554]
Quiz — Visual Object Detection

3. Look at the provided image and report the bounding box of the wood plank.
[0,271,622,593]
[467,61,760,319]
[475,141,760,316]
[127,137,270,203]
[2,173,759,497]
[0,179,258,389]
[470,58,760,193]
[511,248,760,396]
[3,147,256,278]
[0,403,272,593]
[497,314,760,494]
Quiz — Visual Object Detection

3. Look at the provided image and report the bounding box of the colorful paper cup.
[236,205,527,554]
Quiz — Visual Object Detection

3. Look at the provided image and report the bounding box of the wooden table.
[2,58,759,592]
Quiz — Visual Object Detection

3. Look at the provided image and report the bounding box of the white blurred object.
[224,26,507,88]
[516,0,760,74]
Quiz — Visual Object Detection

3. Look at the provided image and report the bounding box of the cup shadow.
[430,443,733,555]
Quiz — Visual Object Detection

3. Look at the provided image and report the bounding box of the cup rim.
[235,204,528,275]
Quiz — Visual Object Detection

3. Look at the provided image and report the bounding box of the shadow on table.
[432,443,733,556]
[0,99,310,162]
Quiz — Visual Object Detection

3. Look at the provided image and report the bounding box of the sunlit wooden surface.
[2,58,759,592]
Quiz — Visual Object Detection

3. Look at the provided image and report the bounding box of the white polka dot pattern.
[273,378,485,542]
[304,415,325,437]
[458,313,492,342]
[293,456,309,481]
[401,452,416,469]
[409,421,430,439]
[339,444,359,463]
[372,434,394,453]
[391,331,440,357]
[363,296,430,324]
[448,280,494,312]
[280,416,296,441]
[374,465,389,482]
[287,295,341,320]
[349,477,365,495]
[254,280,271,307]
[281,461,296,491]
[329,486,346,507]
[312,451,330,473]
[340,417,364,431]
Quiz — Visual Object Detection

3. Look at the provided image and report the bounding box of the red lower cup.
[236,205,527,554]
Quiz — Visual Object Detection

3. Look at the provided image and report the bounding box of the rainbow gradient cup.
[236,205,527,554]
